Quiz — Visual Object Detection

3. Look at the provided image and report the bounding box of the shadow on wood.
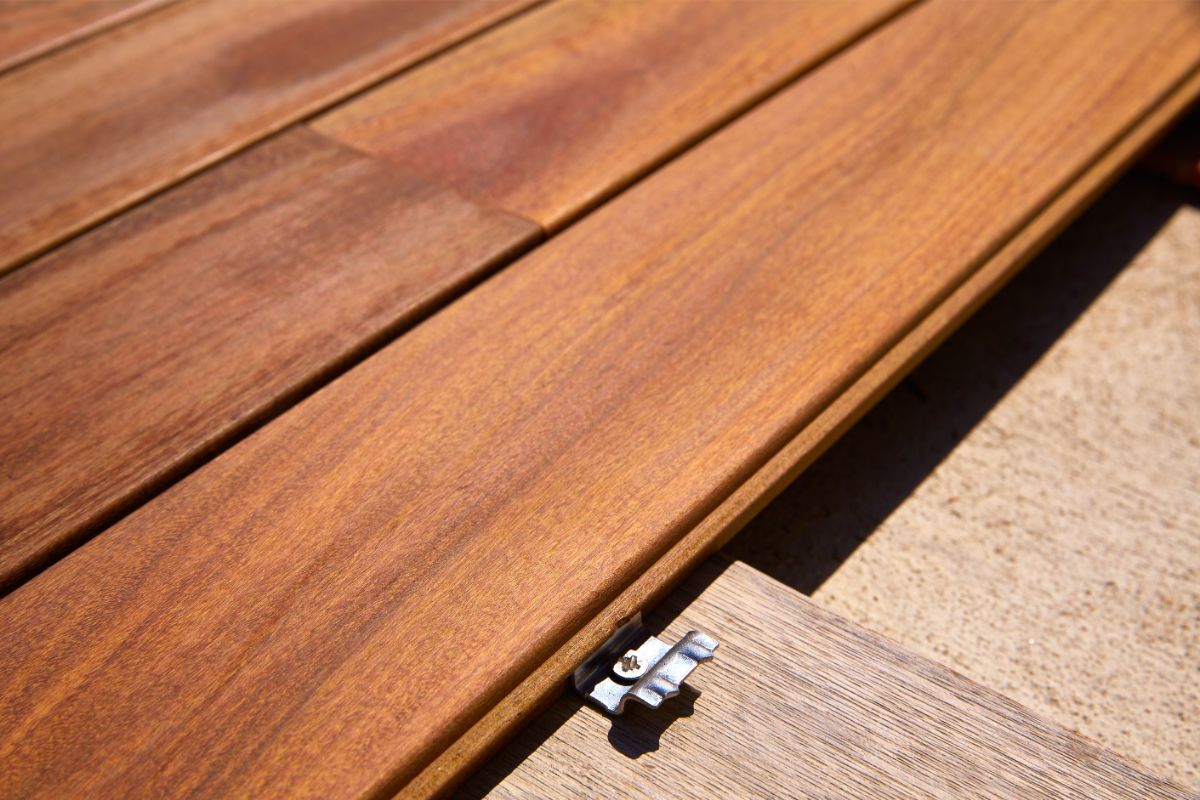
[605,684,700,759]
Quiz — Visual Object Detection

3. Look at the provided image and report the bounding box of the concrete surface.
[727,171,1199,786]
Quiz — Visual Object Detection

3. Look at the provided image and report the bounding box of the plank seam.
[0,160,542,597]
[0,0,550,278]
[3,0,922,592]
[0,0,183,77]
[399,62,1200,800]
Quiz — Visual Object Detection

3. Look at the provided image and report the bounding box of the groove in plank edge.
[0,0,179,75]
[409,63,1200,800]
[0,0,537,277]
[469,558,1192,799]
[0,127,540,595]
[2,3,1198,799]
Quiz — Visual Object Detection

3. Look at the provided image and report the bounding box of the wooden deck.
[1,1,1197,797]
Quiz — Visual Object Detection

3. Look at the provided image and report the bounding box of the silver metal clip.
[573,613,717,715]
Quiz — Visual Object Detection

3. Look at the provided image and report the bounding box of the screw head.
[612,649,648,680]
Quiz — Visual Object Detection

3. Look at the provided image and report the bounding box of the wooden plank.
[0,0,173,74]
[0,126,538,593]
[407,6,1200,793]
[2,2,1199,798]
[415,64,1200,800]
[467,558,1193,799]
[315,0,911,232]
[0,0,534,276]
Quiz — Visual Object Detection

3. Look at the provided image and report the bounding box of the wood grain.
[315,0,911,231]
[2,2,1199,798]
[0,0,534,275]
[408,64,1200,799]
[0,126,538,593]
[0,0,173,73]
[468,558,1193,799]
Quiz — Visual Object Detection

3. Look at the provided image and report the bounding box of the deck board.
[418,59,1200,800]
[1,1,1198,798]
[315,0,910,231]
[468,558,1192,799]
[0,0,533,275]
[0,0,173,73]
[0,127,537,592]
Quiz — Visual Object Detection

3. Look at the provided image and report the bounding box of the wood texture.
[468,558,1193,799]
[724,171,1200,785]
[0,126,538,593]
[315,0,910,231]
[0,0,533,275]
[2,2,1199,798]
[0,0,172,73]
[411,63,1200,800]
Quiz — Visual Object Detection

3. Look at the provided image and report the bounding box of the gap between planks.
[1,4,1195,798]
[313,0,917,233]
[405,60,1200,800]
[0,0,915,594]
[0,0,540,276]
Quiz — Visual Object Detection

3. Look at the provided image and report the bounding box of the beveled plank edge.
[0,128,543,597]
[399,65,1200,800]
[0,0,180,76]
[0,0,546,279]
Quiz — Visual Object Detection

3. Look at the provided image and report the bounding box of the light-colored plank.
[0,0,533,275]
[2,2,1198,798]
[315,0,909,232]
[0,0,173,73]
[0,126,537,592]
[468,558,1192,799]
